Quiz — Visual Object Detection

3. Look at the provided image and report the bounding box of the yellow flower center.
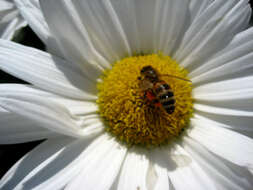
[97,54,193,148]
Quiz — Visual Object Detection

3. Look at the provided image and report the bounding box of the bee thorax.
[139,79,154,91]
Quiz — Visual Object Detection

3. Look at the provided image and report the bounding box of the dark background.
[1,2,253,178]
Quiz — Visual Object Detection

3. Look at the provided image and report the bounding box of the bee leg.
[151,99,161,108]
[143,91,152,105]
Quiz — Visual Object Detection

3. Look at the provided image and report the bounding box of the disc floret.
[97,54,193,148]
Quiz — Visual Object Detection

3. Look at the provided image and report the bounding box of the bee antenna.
[160,74,192,83]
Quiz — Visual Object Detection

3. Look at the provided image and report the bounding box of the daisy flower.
[0,0,29,40]
[1,0,253,189]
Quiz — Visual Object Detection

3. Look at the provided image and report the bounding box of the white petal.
[0,137,92,190]
[193,113,253,132]
[0,1,26,40]
[193,76,253,101]
[0,106,7,113]
[14,0,48,43]
[145,163,157,190]
[189,0,213,23]
[153,164,170,190]
[238,131,253,139]
[0,110,57,144]
[117,149,149,190]
[0,0,15,10]
[0,84,100,142]
[72,0,132,63]
[0,1,16,21]
[13,0,63,57]
[148,151,170,190]
[123,0,156,54]
[174,0,251,71]
[54,99,98,116]
[0,89,98,138]
[153,0,189,55]
[249,168,253,175]
[0,137,73,189]
[118,0,189,55]
[194,103,253,117]
[66,138,126,190]
[39,0,109,80]
[22,134,110,190]
[194,77,253,116]
[0,40,97,100]
[0,84,98,116]
[0,15,27,40]
[182,137,253,190]
[188,119,253,168]
[190,27,253,81]
[79,0,186,55]
[154,146,216,190]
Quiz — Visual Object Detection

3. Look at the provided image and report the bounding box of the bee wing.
[160,74,192,82]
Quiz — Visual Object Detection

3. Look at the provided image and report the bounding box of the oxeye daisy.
[1,0,253,189]
[0,0,30,40]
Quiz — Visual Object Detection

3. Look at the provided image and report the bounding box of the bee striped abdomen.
[155,81,176,114]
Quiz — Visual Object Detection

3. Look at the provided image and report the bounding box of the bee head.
[140,65,158,81]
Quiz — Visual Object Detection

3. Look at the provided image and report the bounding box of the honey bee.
[138,65,191,114]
